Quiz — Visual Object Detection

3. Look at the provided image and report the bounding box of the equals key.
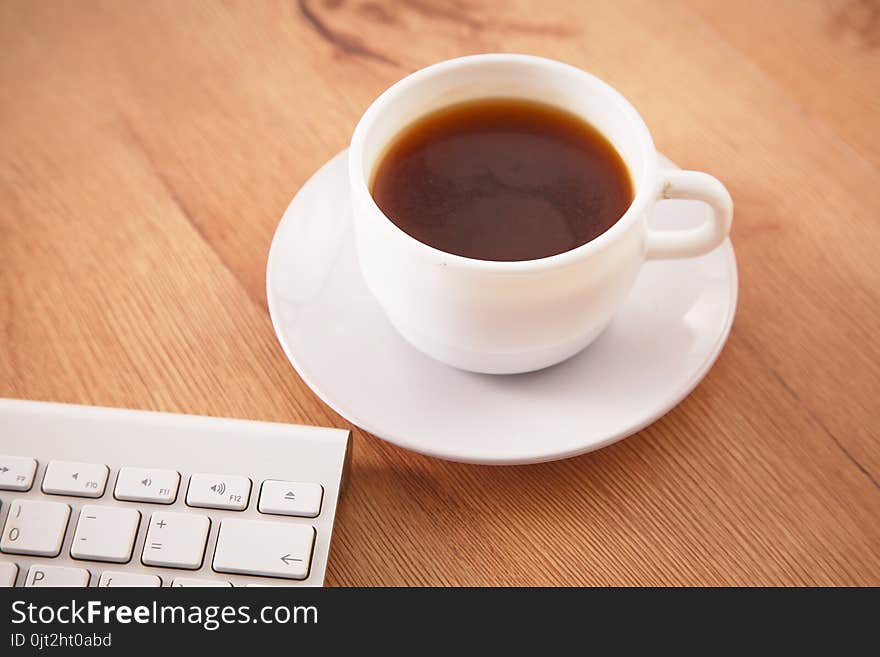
[141,512,210,570]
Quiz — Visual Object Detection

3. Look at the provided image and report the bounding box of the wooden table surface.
[2,1,879,586]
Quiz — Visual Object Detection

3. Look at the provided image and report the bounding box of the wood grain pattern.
[1,0,878,585]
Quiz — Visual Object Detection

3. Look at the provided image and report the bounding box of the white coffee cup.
[349,54,732,374]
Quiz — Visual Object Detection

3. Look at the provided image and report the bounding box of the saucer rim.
[266,149,738,465]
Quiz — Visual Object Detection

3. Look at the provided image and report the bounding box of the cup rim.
[349,53,659,272]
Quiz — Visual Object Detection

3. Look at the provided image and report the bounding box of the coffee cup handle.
[645,170,733,260]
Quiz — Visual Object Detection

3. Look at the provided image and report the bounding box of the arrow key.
[213,519,315,580]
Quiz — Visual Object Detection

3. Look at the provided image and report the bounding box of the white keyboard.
[0,399,350,587]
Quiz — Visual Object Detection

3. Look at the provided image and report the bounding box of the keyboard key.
[42,461,109,498]
[99,571,161,587]
[25,565,89,587]
[0,456,37,491]
[70,506,140,563]
[186,474,251,511]
[172,577,232,587]
[259,480,323,518]
[213,519,315,580]
[115,467,179,504]
[0,562,18,587]
[141,512,210,570]
[1,499,70,557]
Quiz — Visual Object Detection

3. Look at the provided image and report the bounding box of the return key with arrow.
[213,519,315,580]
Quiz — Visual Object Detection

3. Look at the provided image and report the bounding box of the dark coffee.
[371,98,633,262]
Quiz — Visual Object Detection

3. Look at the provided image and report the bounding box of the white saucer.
[267,150,737,465]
